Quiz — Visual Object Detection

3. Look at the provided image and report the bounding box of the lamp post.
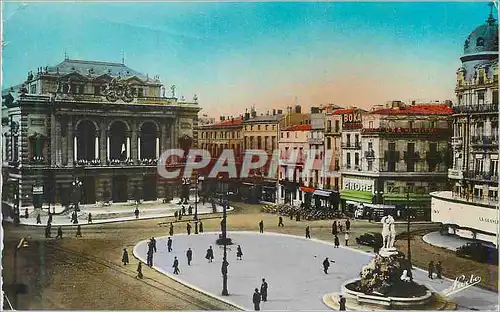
[72,178,83,212]
[221,189,229,296]
[406,192,412,266]
[13,236,29,309]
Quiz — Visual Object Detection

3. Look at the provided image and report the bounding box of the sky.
[1,1,495,118]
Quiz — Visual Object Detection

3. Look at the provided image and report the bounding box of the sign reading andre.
[441,274,482,297]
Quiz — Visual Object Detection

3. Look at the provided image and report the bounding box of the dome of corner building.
[463,12,499,55]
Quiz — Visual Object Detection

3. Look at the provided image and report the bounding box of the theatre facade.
[2,58,199,209]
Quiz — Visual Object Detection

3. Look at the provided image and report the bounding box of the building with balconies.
[2,58,199,209]
[341,101,453,220]
[431,7,499,247]
[323,105,343,193]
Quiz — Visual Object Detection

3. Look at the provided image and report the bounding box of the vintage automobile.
[456,242,498,264]
[355,232,383,248]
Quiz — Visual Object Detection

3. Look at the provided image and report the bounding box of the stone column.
[126,135,131,159]
[161,123,168,152]
[74,136,78,161]
[50,114,57,166]
[99,120,107,163]
[55,118,62,165]
[67,118,74,167]
[94,136,99,160]
[156,136,160,158]
[131,121,138,161]
[107,136,110,160]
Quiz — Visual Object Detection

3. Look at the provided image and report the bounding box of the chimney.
[273,109,276,116]
[411,100,416,106]
[252,110,257,118]
[295,105,301,114]
[245,112,250,120]
[277,109,283,115]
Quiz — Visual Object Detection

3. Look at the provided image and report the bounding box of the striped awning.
[313,190,332,197]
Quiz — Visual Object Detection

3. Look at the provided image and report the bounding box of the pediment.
[61,72,88,82]
[93,74,113,83]
[124,76,145,85]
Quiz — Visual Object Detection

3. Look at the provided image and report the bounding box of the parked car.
[456,242,498,264]
[356,232,383,248]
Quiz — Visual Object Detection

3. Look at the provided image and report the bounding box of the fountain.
[323,215,456,310]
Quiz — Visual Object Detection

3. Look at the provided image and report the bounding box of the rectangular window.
[281,132,283,139]
[407,142,415,172]
[478,91,485,104]
[30,84,37,94]
[94,85,101,95]
[265,125,268,130]
[258,125,261,131]
[78,85,84,94]
[493,90,499,105]
[355,153,359,167]
[137,88,144,97]
[327,137,331,149]
[335,159,339,170]
[355,134,359,147]
[347,153,351,168]
[490,160,498,176]
[369,121,373,129]
[368,142,373,150]
[368,160,373,171]
[287,132,290,138]
[346,134,351,147]
[475,158,484,173]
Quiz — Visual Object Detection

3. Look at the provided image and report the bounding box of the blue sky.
[2,1,494,117]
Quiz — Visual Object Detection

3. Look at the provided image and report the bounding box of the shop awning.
[340,190,373,203]
[363,203,396,209]
[313,190,332,197]
[300,186,315,193]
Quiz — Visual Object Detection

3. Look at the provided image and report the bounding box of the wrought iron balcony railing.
[470,136,499,146]
[453,103,498,114]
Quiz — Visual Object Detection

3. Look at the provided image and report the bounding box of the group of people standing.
[332,219,351,247]
[252,278,268,311]
[428,260,443,279]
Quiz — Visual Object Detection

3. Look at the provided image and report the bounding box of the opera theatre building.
[430,10,499,247]
[2,58,199,209]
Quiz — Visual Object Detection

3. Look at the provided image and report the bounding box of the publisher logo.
[442,274,481,297]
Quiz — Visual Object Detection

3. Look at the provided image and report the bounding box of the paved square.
[134,232,497,311]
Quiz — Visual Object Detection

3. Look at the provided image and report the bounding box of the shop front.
[383,193,431,221]
[340,189,373,216]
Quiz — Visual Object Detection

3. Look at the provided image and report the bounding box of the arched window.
[476,37,485,47]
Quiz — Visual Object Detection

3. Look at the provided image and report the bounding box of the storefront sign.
[32,185,43,195]
[343,180,373,192]
[343,112,362,124]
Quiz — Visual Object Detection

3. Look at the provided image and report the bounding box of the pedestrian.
[278,216,284,227]
[253,288,261,311]
[260,278,268,302]
[186,248,193,265]
[290,210,294,220]
[332,221,338,235]
[259,220,264,233]
[199,220,204,233]
[205,245,214,263]
[187,222,192,235]
[339,221,343,233]
[334,235,340,248]
[24,208,29,219]
[88,213,92,224]
[236,245,243,260]
[323,257,332,274]
[428,261,434,279]
[151,237,157,252]
[174,211,178,220]
[134,207,139,219]
[296,212,300,222]
[436,261,442,279]
[173,256,180,274]
[137,262,143,279]
[182,206,186,215]
[339,295,346,311]
[55,226,63,239]
[45,226,51,238]
[147,249,153,267]
[75,225,82,237]
[188,205,193,215]
[178,211,182,220]
[48,213,53,224]
[346,218,351,231]
[221,260,229,276]
[122,248,129,265]
[344,232,350,246]
[167,237,173,252]
[36,214,41,224]
[305,226,311,239]
[169,222,174,236]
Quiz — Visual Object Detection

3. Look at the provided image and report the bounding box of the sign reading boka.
[442,274,482,297]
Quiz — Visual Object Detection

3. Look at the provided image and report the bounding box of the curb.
[132,237,248,311]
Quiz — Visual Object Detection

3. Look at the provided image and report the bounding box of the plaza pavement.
[134,232,498,311]
[4,199,233,227]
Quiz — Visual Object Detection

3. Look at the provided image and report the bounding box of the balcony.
[448,168,463,179]
[362,127,452,136]
[364,150,375,159]
[384,150,400,162]
[308,138,324,145]
[341,142,361,149]
[470,136,499,147]
[464,171,499,183]
[453,103,498,115]
[403,151,421,161]
[451,137,463,147]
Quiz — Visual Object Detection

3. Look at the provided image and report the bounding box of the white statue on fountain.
[380,215,398,257]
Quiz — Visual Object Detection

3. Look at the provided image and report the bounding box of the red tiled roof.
[370,104,453,115]
[205,117,244,128]
[283,124,312,131]
[331,108,355,115]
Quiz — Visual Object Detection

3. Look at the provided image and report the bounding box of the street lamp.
[221,190,232,296]
[13,236,29,309]
[406,192,412,267]
[72,178,83,212]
